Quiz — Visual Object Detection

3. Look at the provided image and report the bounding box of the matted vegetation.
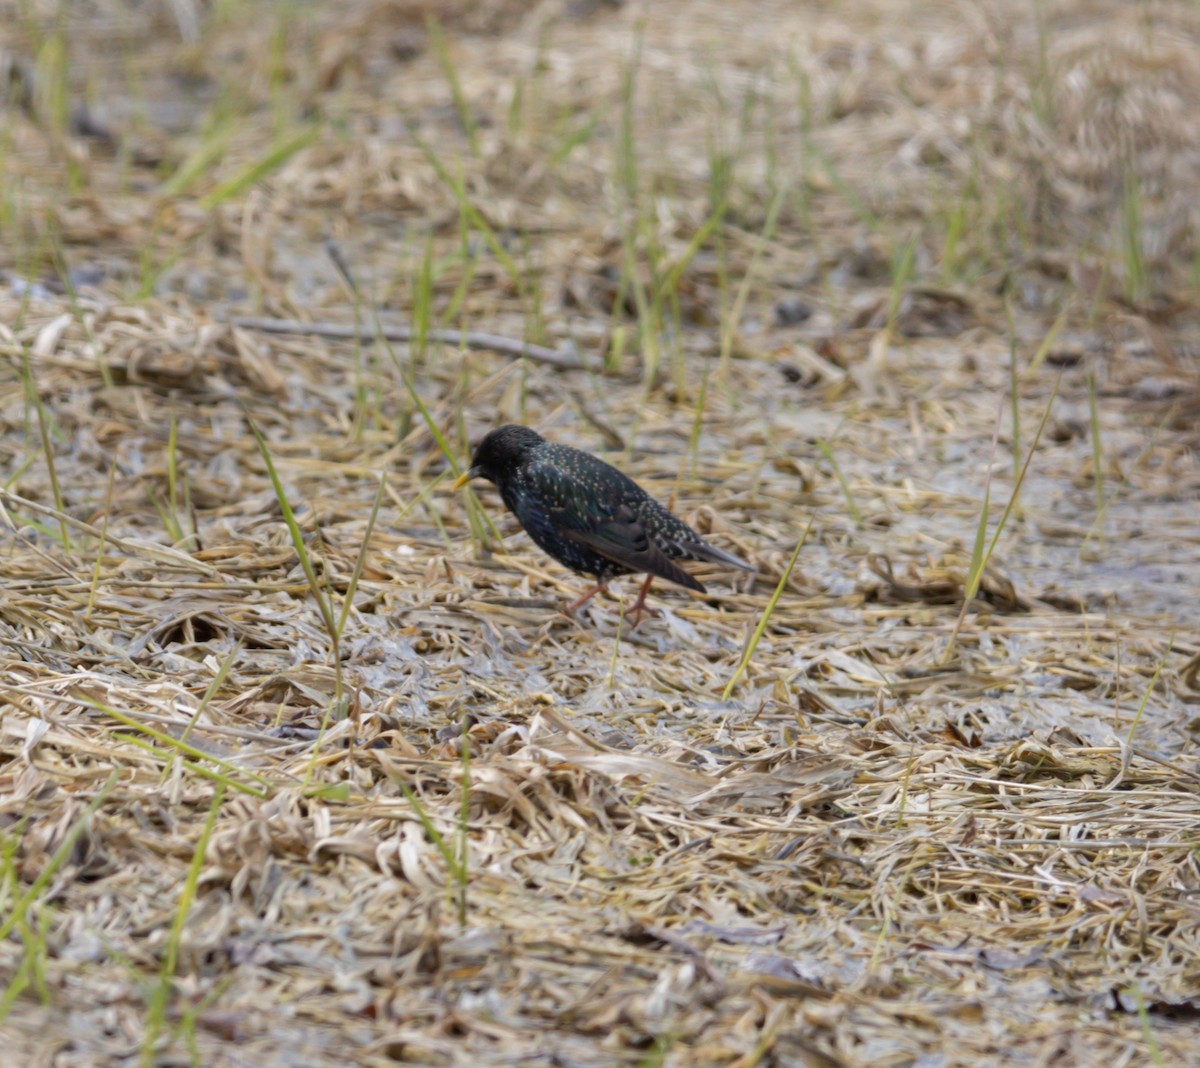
[1,0,1198,1063]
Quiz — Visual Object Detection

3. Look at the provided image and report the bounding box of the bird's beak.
[452,467,481,491]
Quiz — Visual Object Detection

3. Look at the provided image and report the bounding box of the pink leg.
[565,581,607,617]
[629,574,658,629]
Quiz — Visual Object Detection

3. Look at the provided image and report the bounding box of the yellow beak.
[452,470,473,491]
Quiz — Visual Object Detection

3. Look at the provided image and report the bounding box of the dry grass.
[1,0,1199,1064]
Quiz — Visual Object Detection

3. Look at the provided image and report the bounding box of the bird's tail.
[689,539,755,572]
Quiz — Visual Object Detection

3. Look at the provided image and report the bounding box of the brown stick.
[229,316,600,373]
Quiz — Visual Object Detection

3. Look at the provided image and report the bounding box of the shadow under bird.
[453,425,754,625]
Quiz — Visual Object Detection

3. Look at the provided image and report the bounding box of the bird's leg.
[628,574,659,629]
[565,582,607,617]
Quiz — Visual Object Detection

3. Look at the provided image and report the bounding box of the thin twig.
[229,315,600,372]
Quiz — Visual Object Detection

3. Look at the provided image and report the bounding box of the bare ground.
[0,1,1199,1064]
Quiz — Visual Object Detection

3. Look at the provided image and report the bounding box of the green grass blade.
[141,784,225,1067]
[404,122,524,301]
[1125,636,1174,749]
[179,643,242,745]
[718,184,788,377]
[247,417,338,641]
[723,520,812,699]
[979,371,1061,567]
[199,124,318,210]
[160,118,237,198]
[1026,297,1070,376]
[117,733,267,798]
[455,717,471,927]
[426,16,479,156]
[1006,294,1021,476]
[87,697,273,790]
[948,372,1063,659]
[815,438,863,527]
[334,473,387,639]
[396,780,465,884]
[17,342,69,549]
[884,234,917,341]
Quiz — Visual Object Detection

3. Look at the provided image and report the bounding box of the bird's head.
[453,425,545,489]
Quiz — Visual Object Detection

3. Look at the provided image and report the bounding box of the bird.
[452,424,753,626]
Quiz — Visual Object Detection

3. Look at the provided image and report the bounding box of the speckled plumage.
[457,425,753,620]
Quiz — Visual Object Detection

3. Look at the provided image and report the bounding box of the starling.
[452,425,753,625]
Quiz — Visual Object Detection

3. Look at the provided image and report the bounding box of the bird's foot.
[563,582,607,620]
[628,575,658,629]
[628,604,661,630]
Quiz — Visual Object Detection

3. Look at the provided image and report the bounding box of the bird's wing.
[633,498,756,572]
[514,457,705,592]
[558,502,706,593]
[678,537,756,572]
